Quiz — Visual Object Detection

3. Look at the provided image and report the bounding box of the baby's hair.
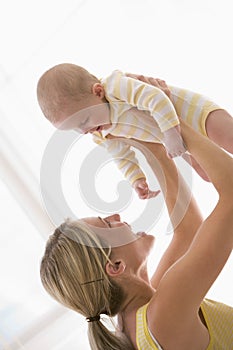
[37,63,99,123]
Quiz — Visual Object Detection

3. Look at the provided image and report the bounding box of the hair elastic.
[86,315,100,322]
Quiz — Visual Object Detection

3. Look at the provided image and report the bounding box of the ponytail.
[40,219,134,350]
[88,319,134,350]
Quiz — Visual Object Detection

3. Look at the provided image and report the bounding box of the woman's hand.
[125,73,171,98]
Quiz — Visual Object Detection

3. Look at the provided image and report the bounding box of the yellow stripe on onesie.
[101,70,180,135]
[92,71,222,186]
[169,86,221,136]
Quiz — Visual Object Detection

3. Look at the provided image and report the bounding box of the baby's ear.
[92,83,105,98]
[105,260,126,277]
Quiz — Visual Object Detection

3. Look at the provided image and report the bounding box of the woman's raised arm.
[129,140,203,289]
[146,120,233,346]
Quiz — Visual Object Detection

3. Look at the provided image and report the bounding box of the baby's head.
[37,63,109,132]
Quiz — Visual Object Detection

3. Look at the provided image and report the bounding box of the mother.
[40,119,233,349]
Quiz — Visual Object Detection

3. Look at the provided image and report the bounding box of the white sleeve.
[93,133,145,185]
[107,71,180,133]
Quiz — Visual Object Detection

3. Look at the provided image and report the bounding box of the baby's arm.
[92,133,160,199]
[115,73,186,158]
[124,72,186,158]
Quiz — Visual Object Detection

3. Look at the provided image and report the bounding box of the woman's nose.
[105,214,121,222]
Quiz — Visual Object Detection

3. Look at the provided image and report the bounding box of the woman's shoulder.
[144,294,210,350]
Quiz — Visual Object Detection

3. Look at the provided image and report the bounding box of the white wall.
[0,0,232,349]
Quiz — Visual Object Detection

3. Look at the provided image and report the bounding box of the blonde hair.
[40,219,134,350]
[37,63,100,123]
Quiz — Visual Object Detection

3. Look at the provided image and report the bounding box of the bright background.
[0,0,232,349]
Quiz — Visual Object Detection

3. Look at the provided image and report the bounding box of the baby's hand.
[133,178,160,200]
[163,125,186,158]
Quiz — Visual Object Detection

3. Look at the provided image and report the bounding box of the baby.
[37,63,233,199]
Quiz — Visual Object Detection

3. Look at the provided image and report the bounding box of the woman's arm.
[146,143,203,288]
[130,141,203,288]
[146,120,233,346]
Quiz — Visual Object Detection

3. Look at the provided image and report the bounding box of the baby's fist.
[133,178,160,200]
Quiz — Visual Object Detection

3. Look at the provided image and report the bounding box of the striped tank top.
[136,299,233,349]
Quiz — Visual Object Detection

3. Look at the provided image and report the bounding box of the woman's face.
[82,214,155,260]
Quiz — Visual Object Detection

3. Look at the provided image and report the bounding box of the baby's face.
[54,97,112,134]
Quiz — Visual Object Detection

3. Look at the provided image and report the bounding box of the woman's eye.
[107,220,112,228]
[80,117,89,127]
[104,219,112,228]
[98,217,112,228]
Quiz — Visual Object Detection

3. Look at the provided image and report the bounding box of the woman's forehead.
[81,216,105,227]
[78,217,137,248]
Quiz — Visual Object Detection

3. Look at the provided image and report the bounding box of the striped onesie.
[136,299,233,349]
[92,70,221,185]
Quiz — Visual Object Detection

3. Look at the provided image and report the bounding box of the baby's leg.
[205,109,233,153]
[184,109,233,181]
[125,75,233,177]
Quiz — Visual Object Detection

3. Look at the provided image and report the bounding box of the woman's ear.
[92,83,105,99]
[106,260,126,277]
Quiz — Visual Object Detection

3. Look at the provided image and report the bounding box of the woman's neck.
[119,261,155,313]
[116,281,155,348]
[117,278,155,329]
